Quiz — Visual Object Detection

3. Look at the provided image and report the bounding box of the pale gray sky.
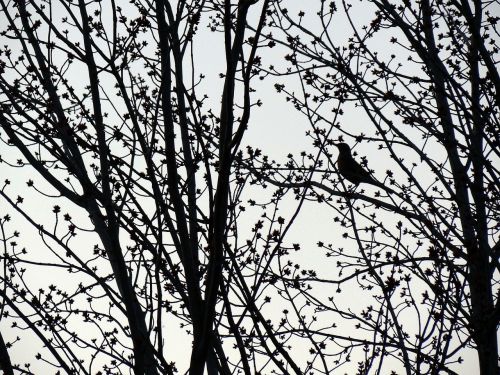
[0,0,493,373]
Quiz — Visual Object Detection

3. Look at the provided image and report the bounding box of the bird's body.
[335,143,380,187]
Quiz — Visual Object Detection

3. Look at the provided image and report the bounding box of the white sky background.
[1,0,497,373]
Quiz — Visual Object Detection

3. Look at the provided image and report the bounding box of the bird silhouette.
[334,143,381,188]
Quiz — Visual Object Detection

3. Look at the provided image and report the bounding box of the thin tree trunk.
[0,332,14,375]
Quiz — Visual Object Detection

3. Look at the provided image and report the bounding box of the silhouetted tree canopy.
[0,1,498,374]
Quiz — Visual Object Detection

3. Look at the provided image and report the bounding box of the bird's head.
[334,142,352,155]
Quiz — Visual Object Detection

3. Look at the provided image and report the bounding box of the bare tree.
[243,0,499,374]
[1,0,498,374]
[0,0,280,373]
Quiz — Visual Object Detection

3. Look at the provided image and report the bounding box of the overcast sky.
[0,0,493,373]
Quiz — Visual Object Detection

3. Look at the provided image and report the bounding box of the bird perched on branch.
[334,143,382,188]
